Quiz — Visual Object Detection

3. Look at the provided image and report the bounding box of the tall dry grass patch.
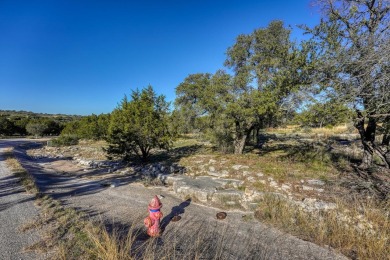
[255,194,390,260]
[267,124,355,136]
[4,148,39,194]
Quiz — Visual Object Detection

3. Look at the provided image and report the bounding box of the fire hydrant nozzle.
[144,195,163,237]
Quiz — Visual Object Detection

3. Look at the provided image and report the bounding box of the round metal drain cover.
[216,212,227,220]
[171,215,181,222]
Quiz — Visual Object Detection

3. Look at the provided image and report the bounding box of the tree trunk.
[360,137,390,169]
[374,145,390,168]
[141,147,150,161]
[383,134,390,146]
[382,116,390,146]
[234,134,247,154]
[355,112,390,169]
[255,127,260,146]
[380,116,390,168]
[355,111,376,169]
[360,145,373,168]
[233,122,253,154]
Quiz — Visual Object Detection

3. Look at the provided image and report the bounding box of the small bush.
[51,135,79,146]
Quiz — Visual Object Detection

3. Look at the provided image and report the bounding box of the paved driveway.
[0,140,40,260]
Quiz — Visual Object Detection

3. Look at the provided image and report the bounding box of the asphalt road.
[0,140,40,260]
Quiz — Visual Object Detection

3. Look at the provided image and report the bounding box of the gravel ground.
[0,142,40,260]
[6,139,348,260]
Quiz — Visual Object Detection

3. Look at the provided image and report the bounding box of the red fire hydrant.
[144,195,163,237]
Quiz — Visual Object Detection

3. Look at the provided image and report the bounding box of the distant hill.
[0,110,82,122]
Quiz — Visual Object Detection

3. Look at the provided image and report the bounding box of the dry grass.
[4,148,39,194]
[78,219,271,260]
[23,194,92,257]
[310,125,352,135]
[255,194,390,260]
[172,137,200,149]
[266,124,355,135]
[180,152,337,182]
[81,223,136,260]
[50,206,260,260]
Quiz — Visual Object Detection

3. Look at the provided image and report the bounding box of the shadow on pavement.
[161,198,191,231]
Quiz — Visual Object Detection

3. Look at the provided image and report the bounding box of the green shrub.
[50,135,79,146]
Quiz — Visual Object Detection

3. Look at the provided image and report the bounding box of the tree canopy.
[176,20,315,154]
[106,86,172,161]
[305,0,390,168]
[61,114,110,140]
[294,99,353,128]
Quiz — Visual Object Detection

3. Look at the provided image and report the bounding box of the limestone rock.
[246,176,256,183]
[269,180,278,188]
[208,169,229,178]
[211,190,244,207]
[232,165,249,171]
[302,185,324,193]
[307,179,325,186]
[281,184,291,191]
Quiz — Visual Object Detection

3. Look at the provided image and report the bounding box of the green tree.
[306,0,390,168]
[96,114,110,139]
[61,121,81,136]
[43,119,63,136]
[0,117,16,136]
[106,86,172,161]
[176,21,314,154]
[10,116,29,135]
[77,114,110,140]
[26,122,47,138]
[60,113,110,140]
[294,100,353,128]
[174,73,213,133]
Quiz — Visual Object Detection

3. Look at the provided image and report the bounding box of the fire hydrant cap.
[148,195,162,210]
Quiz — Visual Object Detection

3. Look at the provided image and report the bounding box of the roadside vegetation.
[256,194,390,260]
[4,148,39,194]
[2,0,389,259]
[22,127,390,259]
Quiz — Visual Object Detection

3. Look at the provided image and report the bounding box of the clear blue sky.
[0,0,320,115]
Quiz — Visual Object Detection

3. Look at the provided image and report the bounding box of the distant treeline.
[0,95,353,142]
[0,110,81,119]
[0,110,81,137]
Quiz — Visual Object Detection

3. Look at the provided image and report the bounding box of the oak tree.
[306,0,390,168]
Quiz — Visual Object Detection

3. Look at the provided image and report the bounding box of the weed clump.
[255,194,390,260]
